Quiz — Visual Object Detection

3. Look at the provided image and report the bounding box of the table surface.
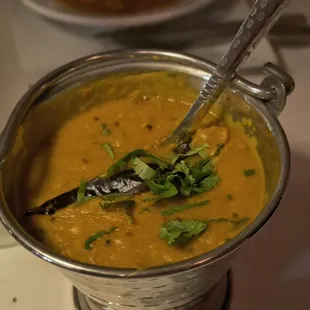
[1,1,310,309]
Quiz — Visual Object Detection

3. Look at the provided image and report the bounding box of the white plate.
[21,0,213,31]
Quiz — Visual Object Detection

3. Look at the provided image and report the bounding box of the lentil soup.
[21,72,265,268]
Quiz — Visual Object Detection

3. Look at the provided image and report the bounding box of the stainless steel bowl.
[0,50,294,310]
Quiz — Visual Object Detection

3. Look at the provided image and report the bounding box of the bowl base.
[72,270,232,310]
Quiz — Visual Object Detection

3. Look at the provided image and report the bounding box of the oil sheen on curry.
[22,72,265,269]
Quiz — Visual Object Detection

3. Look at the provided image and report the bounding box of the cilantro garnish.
[173,161,195,184]
[84,227,117,250]
[160,216,250,246]
[214,144,225,156]
[101,143,115,159]
[207,217,250,228]
[169,161,196,196]
[244,169,256,177]
[147,180,178,200]
[159,220,208,245]
[101,123,111,136]
[107,149,168,176]
[123,200,135,225]
[185,144,209,157]
[99,196,132,208]
[200,173,221,191]
[103,145,221,214]
[171,144,209,164]
[99,198,136,224]
[144,156,220,201]
[125,214,133,225]
[139,207,151,214]
[145,155,220,201]
[99,194,133,205]
[161,200,210,216]
[107,149,144,176]
[190,158,215,181]
[76,179,94,204]
[77,179,87,203]
[133,157,156,181]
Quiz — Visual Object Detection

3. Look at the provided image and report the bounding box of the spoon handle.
[197,0,290,120]
[197,0,291,115]
[164,0,290,143]
[216,0,290,78]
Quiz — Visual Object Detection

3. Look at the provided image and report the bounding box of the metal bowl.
[0,50,293,309]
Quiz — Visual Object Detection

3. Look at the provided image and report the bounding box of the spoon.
[163,0,290,145]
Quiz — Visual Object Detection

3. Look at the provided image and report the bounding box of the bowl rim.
[0,49,290,279]
[21,0,214,29]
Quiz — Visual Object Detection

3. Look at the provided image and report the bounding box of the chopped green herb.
[161,200,210,216]
[171,144,209,164]
[191,158,214,181]
[100,198,136,224]
[171,155,179,165]
[125,214,133,224]
[173,161,195,184]
[171,161,196,196]
[76,180,94,204]
[101,143,115,159]
[99,194,133,206]
[147,180,178,200]
[123,200,135,208]
[141,153,168,170]
[101,123,111,136]
[141,198,156,203]
[207,217,250,228]
[214,144,225,156]
[133,158,156,181]
[139,207,151,214]
[148,155,219,200]
[84,227,117,250]
[185,144,209,157]
[77,179,87,203]
[104,146,220,204]
[159,216,250,246]
[160,220,208,245]
[200,173,221,191]
[244,169,256,176]
[226,194,233,201]
[124,200,135,225]
[107,149,168,176]
[99,201,110,210]
[99,197,133,208]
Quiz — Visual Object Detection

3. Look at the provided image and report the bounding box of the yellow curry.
[22,72,265,269]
